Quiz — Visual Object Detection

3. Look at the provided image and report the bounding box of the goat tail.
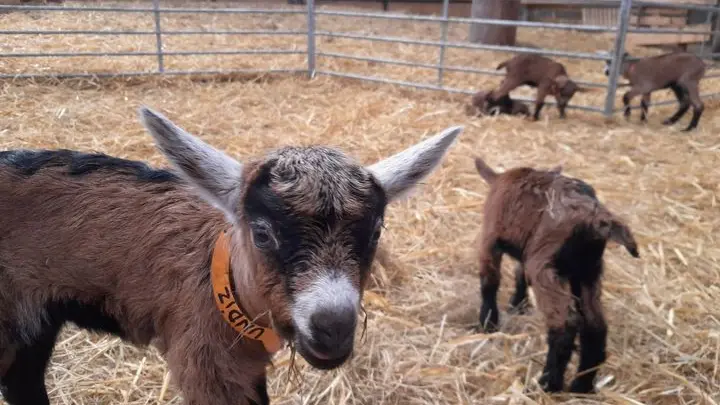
[594,211,640,258]
[496,60,508,71]
[474,157,497,184]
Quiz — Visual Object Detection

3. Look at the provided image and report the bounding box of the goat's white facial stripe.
[291,272,360,339]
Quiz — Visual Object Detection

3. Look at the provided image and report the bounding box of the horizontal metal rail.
[632,1,720,13]
[0,30,307,36]
[318,70,605,113]
[0,50,304,58]
[628,26,714,35]
[317,31,608,61]
[0,5,305,14]
[318,51,609,88]
[617,91,720,111]
[0,68,307,80]
[316,9,618,33]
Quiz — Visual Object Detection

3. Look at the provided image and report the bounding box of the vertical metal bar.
[437,0,449,87]
[152,0,164,73]
[604,0,633,117]
[307,0,316,78]
[701,7,713,56]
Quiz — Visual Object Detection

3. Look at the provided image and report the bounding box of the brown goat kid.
[473,157,640,394]
[604,51,706,131]
[0,107,462,405]
[465,89,530,118]
[490,54,584,121]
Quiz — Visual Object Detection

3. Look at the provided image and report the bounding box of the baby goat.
[490,54,582,121]
[465,89,530,118]
[604,51,706,131]
[0,107,462,405]
[473,157,640,394]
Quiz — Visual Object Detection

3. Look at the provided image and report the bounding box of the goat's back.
[499,54,567,84]
[0,149,222,346]
[631,52,705,84]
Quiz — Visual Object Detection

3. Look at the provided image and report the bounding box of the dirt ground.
[0,2,719,405]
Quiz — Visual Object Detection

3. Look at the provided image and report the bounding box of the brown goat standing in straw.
[473,157,640,394]
[0,107,462,405]
[490,54,585,121]
[603,51,706,131]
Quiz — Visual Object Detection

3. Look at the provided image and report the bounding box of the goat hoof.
[681,126,696,132]
[507,301,530,315]
[569,379,596,394]
[538,374,564,393]
[662,119,674,126]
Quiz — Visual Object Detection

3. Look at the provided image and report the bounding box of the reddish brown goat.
[490,54,584,121]
[604,51,706,131]
[465,89,530,118]
[0,107,462,405]
[473,157,640,394]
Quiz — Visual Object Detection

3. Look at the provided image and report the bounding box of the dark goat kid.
[604,51,706,131]
[490,54,584,121]
[465,89,530,118]
[0,107,462,405]
[473,157,640,394]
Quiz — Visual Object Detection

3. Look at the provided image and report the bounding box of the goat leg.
[640,93,651,123]
[663,84,690,126]
[0,324,60,405]
[569,283,607,394]
[533,82,552,121]
[682,81,704,132]
[508,263,530,314]
[251,376,270,405]
[622,89,640,120]
[477,243,502,333]
[530,265,576,392]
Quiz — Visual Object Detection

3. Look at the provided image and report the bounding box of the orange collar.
[211,231,283,353]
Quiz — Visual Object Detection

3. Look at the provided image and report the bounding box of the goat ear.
[139,107,243,223]
[367,126,462,202]
[609,219,640,258]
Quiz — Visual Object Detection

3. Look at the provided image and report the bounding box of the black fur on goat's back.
[0,149,177,183]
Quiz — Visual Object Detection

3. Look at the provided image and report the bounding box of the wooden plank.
[626,23,712,46]
[630,15,687,27]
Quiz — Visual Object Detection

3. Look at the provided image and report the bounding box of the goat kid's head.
[140,107,462,370]
[603,51,631,76]
[551,75,579,110]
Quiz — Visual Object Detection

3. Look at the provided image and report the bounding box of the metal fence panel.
[0,0,718,117]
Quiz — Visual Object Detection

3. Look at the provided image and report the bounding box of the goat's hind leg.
[640,93,651,123]
[530,264,578,393]
[663,83,690,126]
[508,263,530,314]
[0,325,60,405]
[569,282,607,394]
[477,241,503,333]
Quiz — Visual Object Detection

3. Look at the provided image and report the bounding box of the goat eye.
[251,224,276,250]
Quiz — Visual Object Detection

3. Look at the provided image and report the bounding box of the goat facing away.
[603,51,706,131]
[490,54,586,121]
[0,107,463,405]
[473,157,640,394]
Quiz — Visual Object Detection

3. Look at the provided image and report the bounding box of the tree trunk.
[712,0,720,59]
[469,0,521,45]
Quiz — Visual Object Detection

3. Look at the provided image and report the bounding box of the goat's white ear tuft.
[139,106,243,223]
[367,126,463,202]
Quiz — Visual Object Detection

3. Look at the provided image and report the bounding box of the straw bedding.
[0,2,719,404]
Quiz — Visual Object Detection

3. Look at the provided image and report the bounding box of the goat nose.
[309,308,356,358]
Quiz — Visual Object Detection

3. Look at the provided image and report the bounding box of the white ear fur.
[139,107,243,223]
[367,126,463,202]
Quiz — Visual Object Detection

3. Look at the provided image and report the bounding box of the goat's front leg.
[569,282,607,394]
[533,82,552,121]
[477,240,503,333]
[622,88,641,120]
[640,93,651,123]
[529,264,578,393]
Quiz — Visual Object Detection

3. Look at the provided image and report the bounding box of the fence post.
[437,0,450,87]
[603,0,632,117]
[152,0,164,73]
[307,0,316,78]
